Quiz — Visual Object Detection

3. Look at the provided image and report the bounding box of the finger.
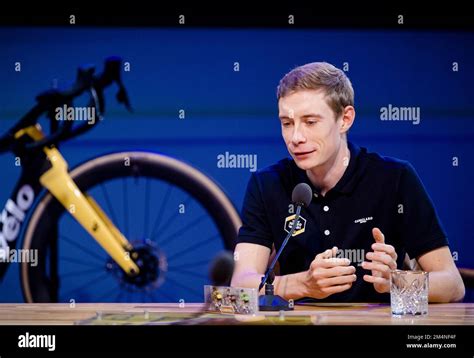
[316,247,338,260]
[363,274,388,285]
[324,265,356,278]
[322,283,353,295]
[366,251,396,269]
[372,227,385,244]
[371,243,397,260]
[317,258,351,268]
[361,261,391,276]
[366,252,397,270]
[310,259,346,272]
[315,249,333,260]
[319,274,357,287]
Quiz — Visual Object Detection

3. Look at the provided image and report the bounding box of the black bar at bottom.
[0,325,472,354]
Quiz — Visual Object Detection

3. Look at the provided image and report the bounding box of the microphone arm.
[259,204,302,291]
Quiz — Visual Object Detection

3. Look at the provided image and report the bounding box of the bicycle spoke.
[144,178,150,239]
[100,184,118,225]
[150,184,172,239]
[154,213,207,246]
[115,288,125,302]
[145,290,156,303]
[123,178,129,239]
[155,195,194,236]
[96,284,119,302]
[60,256,104,269]
[167,258,213,270]
[166,234,220,262]
[61,271,109,298]
[61,267,104,278]
[171,268,209,280]
[154,288,175,302]
[165,277,203,299]
[60,235,105,264]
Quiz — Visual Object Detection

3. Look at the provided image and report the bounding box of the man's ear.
[340,105,355,134]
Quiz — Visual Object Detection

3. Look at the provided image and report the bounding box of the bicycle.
[0,57,241,303]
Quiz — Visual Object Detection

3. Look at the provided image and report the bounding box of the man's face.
[278,89,344,171]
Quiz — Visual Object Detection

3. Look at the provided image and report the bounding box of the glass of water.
[390,270,429,316]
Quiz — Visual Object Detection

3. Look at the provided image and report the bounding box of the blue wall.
[1,27,473,302]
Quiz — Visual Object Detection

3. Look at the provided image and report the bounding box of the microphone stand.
[258,205,302,311]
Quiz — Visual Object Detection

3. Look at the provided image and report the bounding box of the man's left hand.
[361,227,398,293]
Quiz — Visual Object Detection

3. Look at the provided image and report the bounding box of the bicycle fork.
[15,125,140,276]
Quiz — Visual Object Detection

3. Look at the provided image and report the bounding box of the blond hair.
[277,62,354,119]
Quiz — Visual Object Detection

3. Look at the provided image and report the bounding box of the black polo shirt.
[237,141,448,302]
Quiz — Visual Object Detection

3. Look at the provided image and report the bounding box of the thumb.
[372,227,385,244]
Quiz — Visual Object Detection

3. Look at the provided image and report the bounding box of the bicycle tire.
[20,151,242,303]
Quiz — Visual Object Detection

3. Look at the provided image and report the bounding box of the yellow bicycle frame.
[14,124,139,275]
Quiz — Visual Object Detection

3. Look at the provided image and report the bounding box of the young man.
[231,62,465,303]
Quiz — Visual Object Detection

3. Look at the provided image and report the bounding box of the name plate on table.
[204,285,258,315]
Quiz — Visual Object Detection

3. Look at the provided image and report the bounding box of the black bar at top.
[0,14,473,30]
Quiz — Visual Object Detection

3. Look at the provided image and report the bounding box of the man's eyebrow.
[301,113,323,119]
[279,113,324,120]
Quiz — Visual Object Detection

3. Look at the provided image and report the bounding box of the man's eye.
[282,122,292,127]
[307,121,316,125]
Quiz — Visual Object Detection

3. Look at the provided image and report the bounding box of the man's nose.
[291,125,306,145]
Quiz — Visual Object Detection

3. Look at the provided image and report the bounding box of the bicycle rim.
[21,151,241,303]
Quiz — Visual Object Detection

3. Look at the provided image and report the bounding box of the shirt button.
[323,206,329,212]
[324,230,330,236]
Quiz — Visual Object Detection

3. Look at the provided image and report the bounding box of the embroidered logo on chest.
[284,214,307,236]
[354,216,373,224]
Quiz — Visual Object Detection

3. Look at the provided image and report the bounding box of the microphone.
[291,182,313,208]
[209,250,235,286]
[258,182,312,311]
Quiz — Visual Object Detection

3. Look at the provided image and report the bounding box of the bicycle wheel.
[20,151,241,303]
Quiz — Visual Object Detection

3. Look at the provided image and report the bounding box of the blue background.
[0,27,473,302]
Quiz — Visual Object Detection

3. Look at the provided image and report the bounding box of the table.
[0,303,473,325]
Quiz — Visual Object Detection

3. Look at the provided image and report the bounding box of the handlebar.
[0,56,132,154]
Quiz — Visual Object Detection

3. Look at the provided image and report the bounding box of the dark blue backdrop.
[1,27,473,302]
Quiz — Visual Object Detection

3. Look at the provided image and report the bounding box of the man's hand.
[303,246,357,299]
[362,227,398,293]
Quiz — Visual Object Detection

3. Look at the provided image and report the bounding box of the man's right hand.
[302,246,357,299]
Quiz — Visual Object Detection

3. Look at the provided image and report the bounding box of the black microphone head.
[292,183,312,207]
[209,250,235,286]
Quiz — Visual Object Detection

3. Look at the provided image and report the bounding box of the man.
[231,62,465,303]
